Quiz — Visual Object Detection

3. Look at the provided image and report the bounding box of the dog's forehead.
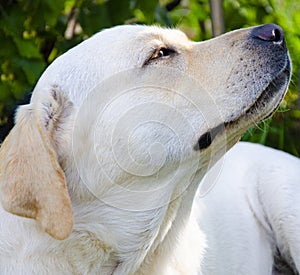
[137,27,189,44]
[103,24,189,45]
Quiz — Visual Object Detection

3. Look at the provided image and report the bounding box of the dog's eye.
[150,47,176,60]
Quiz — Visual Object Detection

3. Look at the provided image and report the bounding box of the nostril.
[273,28,282,42]
[252,24,284,43]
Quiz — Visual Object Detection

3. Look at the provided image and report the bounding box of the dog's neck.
[64,160,206,274]
[58,155,201,274]
[135,168,206,274]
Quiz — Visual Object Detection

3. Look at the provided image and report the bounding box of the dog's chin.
[194,57,291,151]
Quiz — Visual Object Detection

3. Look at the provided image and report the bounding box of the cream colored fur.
[198,143,300,274]
[0,25,291,274]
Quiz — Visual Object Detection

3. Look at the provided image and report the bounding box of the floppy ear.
[0,89,73,240]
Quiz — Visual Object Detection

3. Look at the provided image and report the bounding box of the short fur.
[0,25,291,274]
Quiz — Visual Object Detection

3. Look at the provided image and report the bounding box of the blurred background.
[0,0,299,155]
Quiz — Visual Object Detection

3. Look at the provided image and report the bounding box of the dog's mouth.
[194,57,291,151]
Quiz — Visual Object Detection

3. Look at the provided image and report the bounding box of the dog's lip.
[244,58,291,119]
[194,57,291,151]
[194,123,227,151]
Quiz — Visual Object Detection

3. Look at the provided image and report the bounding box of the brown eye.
[151,47,176,60]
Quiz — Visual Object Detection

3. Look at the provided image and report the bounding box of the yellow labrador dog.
[0,24,291,274]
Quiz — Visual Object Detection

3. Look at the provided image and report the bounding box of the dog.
[0,24,291,274]
[197,142,300,275]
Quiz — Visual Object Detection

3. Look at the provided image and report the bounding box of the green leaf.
[78,2,112,36]
[131,0,158,19]
[12,37,42,59]
[16,58,46,85]
[106,0,132,25]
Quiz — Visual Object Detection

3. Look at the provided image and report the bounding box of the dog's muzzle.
[195,24,291,151]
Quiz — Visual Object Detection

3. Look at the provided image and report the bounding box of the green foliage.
[0,0,299,155]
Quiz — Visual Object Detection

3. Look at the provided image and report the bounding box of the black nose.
[252,24,284,44]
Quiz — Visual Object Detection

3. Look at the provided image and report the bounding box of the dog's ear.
[0,89,73,240]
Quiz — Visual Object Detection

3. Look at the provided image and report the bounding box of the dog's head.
[0,23,291,269]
